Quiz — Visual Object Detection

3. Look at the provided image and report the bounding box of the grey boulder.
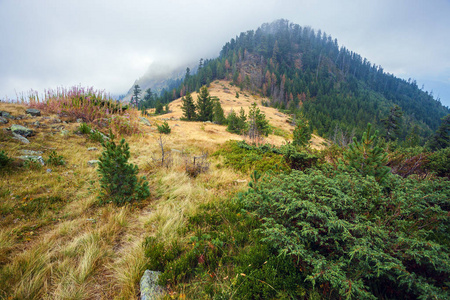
[26,108,41,116]
[11,124,34,137]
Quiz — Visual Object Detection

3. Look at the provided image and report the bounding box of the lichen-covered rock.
[87,147,98,151]
[0,117,8,124]
[19,150,43,156]
[140,270,163,300]
[139,117,152,127]
[11,124,34,137]
[18,155,45,165]
[87,160,100,167]
[0,111,12,118]
[12,133,30,144]
[26,108,41,116]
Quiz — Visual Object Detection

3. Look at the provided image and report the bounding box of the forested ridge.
[140,19,449,142]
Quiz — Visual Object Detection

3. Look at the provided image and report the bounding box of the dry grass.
[0,97,250,299]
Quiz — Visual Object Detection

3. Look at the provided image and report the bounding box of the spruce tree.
[133,84,141,108]
[196,86,213,121]
[97,132,149,205]
[248,103,271,137]
[293,118,311,147]
[212,97,226,125]
[181,92,197,121]
[238,107,248,134]
[383,105,403,141]
[429,114,450,150]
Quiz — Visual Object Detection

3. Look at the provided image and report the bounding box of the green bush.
[157,121,171,134]
[46,151,65,166]
[343,123,390,183]
[78,122,91,134]
[97,133,149,205]
[427,147,450,178]
[213,141,289,174]
[0,150,12,169]
[239,168,450,299]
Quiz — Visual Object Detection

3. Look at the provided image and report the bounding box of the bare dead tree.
[151,135,172,168]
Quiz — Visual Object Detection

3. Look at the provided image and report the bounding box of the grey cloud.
[1,0,449,105]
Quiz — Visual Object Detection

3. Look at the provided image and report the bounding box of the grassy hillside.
[0,83,321,299]
[1,82,449,299]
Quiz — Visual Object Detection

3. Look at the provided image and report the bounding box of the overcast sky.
[1,0,449,107]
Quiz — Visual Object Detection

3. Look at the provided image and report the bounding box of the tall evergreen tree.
[383,105,403,141]
[196,86,213,121]
[248,102,271,137]
[429,114,450,150]
[212,97,226,125]
[181,92,197,121]
[293,118,311,147]
[132,84,141,108]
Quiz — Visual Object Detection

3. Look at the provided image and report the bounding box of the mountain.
[122,62,189,103]
[138,19,449,142]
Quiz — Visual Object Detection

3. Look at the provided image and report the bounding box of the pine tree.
[181,92,197,121]
[343,123,390,183]
[196,86,213,121]
[97,133,149,205]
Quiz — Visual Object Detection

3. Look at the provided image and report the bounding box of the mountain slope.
[138,19,449,142]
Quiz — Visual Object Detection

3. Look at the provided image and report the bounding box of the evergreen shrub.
[0,150,12,169]
[97,133,149,205]
[239,168,450,299]
[157,121,171,134]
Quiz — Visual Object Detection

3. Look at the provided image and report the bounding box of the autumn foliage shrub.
[27,86,139,135]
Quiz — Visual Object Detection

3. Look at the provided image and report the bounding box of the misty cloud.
[1,0,449,105]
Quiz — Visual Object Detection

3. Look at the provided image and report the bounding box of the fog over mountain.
[1,0,449,106]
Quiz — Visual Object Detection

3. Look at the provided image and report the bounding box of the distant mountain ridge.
[135,19,449,141]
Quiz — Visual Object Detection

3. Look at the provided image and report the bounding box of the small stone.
[19,150,43,156]
[140,270,163,300]
[46,169,52,173]
[87,147,98,151]
[174,124,180,127]
[12,133,30,144]
[0,117,8,124]
[18,155,45,165]
[32,121,40,127]
[11,124,34,137]
[52,118,62,124]
[76,118,83,123]
[139,117,152,127]
[234,179,248,184]
[60,129,70,136]
[25,108,41,116]
[88,160,100,167]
